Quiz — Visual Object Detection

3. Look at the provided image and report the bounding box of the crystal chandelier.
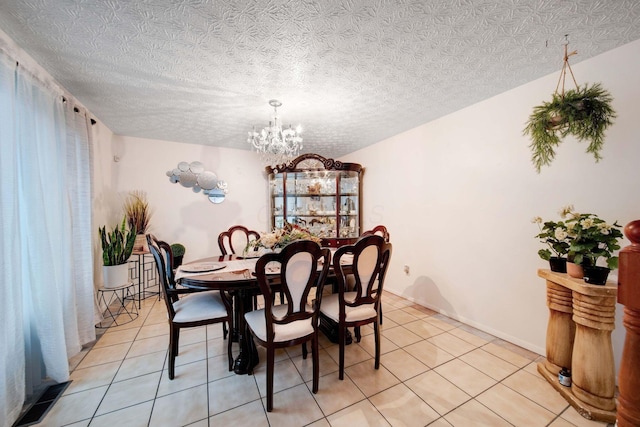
[247,99,303,167]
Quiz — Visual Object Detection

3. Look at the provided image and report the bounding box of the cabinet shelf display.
[266,153,363,247]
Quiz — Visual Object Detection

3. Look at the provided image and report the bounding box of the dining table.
[175,252,353,374]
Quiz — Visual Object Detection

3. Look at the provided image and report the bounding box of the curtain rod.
[62,96,96,125]
[3,38,96,126]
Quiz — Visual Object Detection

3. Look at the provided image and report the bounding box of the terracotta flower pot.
[566,262,584,279]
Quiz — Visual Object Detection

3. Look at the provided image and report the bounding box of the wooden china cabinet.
[265,153,363,248]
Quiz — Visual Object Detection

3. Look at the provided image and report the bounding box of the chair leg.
[379,304,383,325]
[245,329,255,375]
[173,327,180,357]
[374,320,380,370]
[354,326,361,342]
[169,325,179,380]
[223,321,228,340]
[266,347,274,412]
[312,336,319,393]
[302,342,308,359]
[338,325,345,380]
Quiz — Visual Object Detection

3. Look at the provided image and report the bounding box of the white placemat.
[180,262,225,273]
[175,258,257,281]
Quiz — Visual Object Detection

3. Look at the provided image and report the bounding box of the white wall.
[341,39,640,373]
[102,135,270,263]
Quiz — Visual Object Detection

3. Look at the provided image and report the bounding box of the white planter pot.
[103,263,130,289]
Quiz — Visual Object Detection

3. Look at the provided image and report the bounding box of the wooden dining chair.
[244,240,331,411]
[151,234,231,339]
[360,225,391,324]
[361,224,390,242]
[218,224,285,309]
[319,234,392,380]
[147,234,234,379]
[218,225,260,256]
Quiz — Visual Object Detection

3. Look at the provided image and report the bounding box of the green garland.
[523,83,616,173]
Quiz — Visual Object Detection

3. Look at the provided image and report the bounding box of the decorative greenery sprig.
[524,83,616,173]
[99,216,136,266]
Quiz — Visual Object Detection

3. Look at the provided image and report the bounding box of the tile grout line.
[59,295,601,427]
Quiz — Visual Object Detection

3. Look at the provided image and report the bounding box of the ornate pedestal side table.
[537,269,617,423]
[96,282,139,328]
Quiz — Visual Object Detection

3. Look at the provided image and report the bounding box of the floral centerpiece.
[244,221,322,257]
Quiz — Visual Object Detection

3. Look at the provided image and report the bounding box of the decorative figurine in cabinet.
[266,153,363,247]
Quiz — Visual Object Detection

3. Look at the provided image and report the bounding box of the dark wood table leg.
[233,288,259,374]
[229,290,240,343]
[319,313,352,345]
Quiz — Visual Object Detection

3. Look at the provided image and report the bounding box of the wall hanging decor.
[523,37,616,173]
[166,161,228,204]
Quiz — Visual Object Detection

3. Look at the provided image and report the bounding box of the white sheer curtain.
[0,50,96,427]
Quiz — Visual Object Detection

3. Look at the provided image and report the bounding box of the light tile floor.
[34,292,614,427]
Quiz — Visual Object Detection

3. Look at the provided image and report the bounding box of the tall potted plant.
[124,190,152,251]
[99,216,136,288]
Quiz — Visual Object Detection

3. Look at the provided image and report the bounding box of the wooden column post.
[537,269,617,422]
[617,220,640,427]
[570,292,616,411]
[544,281,575,376]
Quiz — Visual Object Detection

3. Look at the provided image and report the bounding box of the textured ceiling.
[1,0,640,158]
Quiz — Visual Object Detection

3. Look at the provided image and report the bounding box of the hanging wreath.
[523,40,616,173]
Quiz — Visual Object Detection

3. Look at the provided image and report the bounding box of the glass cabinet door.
[266,154,363,247]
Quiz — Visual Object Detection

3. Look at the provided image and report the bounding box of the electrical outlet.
[403,265,410,275]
